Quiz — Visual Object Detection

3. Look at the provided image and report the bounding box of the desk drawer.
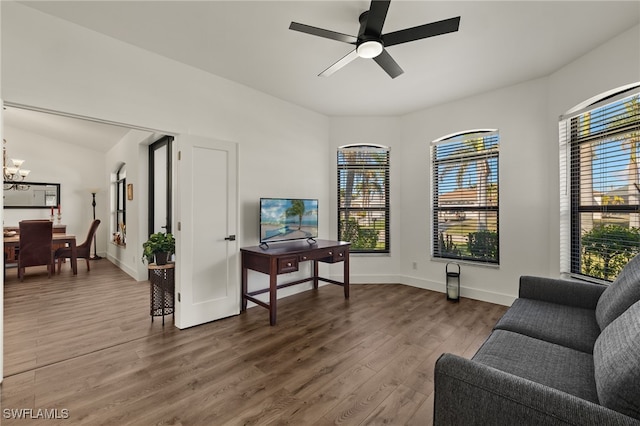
[277,256,299,274]
[300,248,334,262]
[332,248,347,262]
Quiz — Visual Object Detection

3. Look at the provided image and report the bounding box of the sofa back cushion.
[595,252,640,330]
[593,300,640,420]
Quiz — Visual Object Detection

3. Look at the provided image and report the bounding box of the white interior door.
[175,135,239,329]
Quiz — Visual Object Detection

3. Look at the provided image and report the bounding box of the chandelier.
[3,139,30,191]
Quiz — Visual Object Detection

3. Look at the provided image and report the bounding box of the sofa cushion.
[593,300,640,420]
[473,330,598,403]
[596,252,640,330]
[494,298,600,353]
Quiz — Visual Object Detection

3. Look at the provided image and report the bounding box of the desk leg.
[70,240,78,275]
[241,264,248,312]
[344,251,350,299]
[269,258,278,326]
[313,260,319,290]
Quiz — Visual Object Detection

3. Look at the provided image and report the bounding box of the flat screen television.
[260,198,318,245]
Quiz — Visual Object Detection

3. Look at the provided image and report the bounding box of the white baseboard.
[341,273,516,307]
[105,254,140,281]
[399,275,516,306]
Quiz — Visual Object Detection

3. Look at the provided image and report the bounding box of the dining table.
[4,233,78,275]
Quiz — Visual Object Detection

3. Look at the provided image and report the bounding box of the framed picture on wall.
[127,183,133,200]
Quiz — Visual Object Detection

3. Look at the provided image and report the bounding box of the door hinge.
[178,222,181,231]
[178,150,181,160]
[178,292,181,302]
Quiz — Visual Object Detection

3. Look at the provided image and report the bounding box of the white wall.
[104,129,156,280]
[1,2,330,295]
[545,24,640,276]
[2,126,108,255]
[396,24,638,305]
[1,0,638,311]
[398,78,550,305]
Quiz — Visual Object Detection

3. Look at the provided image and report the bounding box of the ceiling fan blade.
[319,49,359,77]
[382,16,461,47]
[364,0,391,36]
[373,49,404,79]
[289,22,357,44]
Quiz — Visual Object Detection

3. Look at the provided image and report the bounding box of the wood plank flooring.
[1,260,507,425]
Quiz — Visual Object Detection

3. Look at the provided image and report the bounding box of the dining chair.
[18,220,54,281]
[55,219,101,273]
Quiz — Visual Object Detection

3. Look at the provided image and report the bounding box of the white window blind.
[432,130,499,264]
[559,85,640,282]
[337,145,390,253]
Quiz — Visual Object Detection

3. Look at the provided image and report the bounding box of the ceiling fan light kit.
[289,0,460,78]
[357,40,383,58]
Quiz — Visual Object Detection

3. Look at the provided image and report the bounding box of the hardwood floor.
[1,260,507,425]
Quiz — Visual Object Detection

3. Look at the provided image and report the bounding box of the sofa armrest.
[434,353,640,426]
[519,275,605,309]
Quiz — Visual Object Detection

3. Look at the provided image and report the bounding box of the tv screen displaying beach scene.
[260,198,318,243]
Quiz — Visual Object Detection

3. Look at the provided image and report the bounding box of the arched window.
[431,130,500,264]
[559,83,640,282]
[337,144,390,253]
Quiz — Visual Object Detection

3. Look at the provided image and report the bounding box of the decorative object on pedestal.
[89,189,102,259]
[446,262,460,302]
[142,232,175,265]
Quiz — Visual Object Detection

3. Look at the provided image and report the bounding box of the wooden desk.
[241,239,350,325]
[4,234,78,275]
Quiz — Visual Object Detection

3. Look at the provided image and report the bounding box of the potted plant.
[142,232,175,265]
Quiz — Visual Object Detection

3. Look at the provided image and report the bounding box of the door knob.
[225,235,236,241]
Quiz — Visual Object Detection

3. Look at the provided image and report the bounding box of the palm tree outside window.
[337,144,390,253]
[431,130,500,264]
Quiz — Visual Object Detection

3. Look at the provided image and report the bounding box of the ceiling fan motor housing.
[357,11,384,58]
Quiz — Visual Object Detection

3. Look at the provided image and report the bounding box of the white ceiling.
[20,0,640,117]
[5,1,640,152]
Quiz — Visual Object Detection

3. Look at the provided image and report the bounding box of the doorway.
[1,104,168,380]
[148,135,174,236]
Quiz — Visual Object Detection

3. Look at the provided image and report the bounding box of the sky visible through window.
[586,95,639,194]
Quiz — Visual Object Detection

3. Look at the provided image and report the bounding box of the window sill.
[430,257,499,269]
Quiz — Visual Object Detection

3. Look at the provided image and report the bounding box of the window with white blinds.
[432,130,499,264]
[337,145,389,253]
[559,85,640,282]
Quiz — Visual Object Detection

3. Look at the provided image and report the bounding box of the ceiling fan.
[289,0,460,79]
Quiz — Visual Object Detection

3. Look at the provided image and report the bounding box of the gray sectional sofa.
[434,254,640,425]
